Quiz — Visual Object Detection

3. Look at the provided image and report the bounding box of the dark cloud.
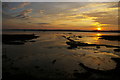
[94,16,118,25]
[35,23,51,27]
[30,2,90,15]
[2,11,15,20]
[59,24,67,25]
[10,2,31,10]
[2,3,10,9]
[28,22,32,23]
[83,12,108,17]
[2,9,32,20]
[15,9,32,19]
[2,2,31,11]
[108,3,119,8]
[75,16,86,19]
[16,15,31,19]
[83,11,118,25]
[37,23,50,25]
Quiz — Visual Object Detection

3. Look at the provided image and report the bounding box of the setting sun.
[96,27,102,31]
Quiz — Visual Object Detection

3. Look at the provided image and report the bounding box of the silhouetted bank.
[3,29,120,33]
[99,35,120,41]
[2,34,39,45]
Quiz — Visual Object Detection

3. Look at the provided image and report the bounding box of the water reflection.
[84,37,100,44]
[96,33,102,36]
[81,33,101,44]
[3,31,120,80]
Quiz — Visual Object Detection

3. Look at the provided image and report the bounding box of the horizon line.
[2,29,120,33]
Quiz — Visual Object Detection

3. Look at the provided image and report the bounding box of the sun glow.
[96,33,102,36]
[96,27,102,31]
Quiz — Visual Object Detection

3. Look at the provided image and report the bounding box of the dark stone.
[114,49,120,52]
[35,66,40,69]
[77,36,82,38]
[52,59,56,64]
[11,67,19,71]
[96,46,100,49]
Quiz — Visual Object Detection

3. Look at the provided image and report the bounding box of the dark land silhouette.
[2,34,39,45]
[3,29,120,33]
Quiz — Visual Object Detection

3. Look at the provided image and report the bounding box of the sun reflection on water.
[84,33,102,44]
[84,37,100,44]
[93,37,100,41]
[96,33,102,36]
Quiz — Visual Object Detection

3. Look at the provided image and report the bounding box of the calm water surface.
[2,31,120,80]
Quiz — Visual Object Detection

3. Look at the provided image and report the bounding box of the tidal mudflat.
[2,31,120,80]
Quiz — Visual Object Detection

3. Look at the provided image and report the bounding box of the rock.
[29,40,36,42]
[35,66,40,69]
[96,46,100,49]
[73,70,91,79]
[11,67,19,71]
[2,54,8,58]
[114,49,120,52]
[52,59,56,64]
[77,36,82,38]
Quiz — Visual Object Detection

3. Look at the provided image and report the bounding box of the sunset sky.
[2,2,119,30]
